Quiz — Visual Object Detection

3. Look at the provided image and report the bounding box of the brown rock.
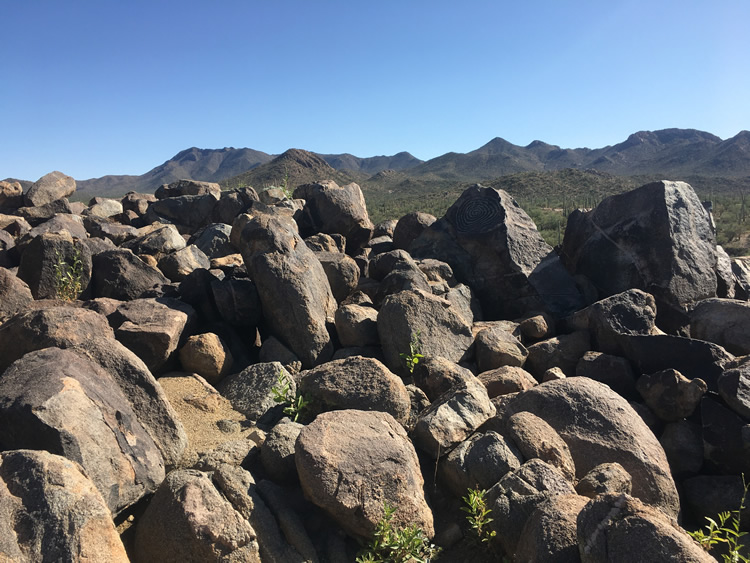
[506,410,576,482]
[179,332,234,384]
[477,365,537,398]
[635,368,707,421]
[24,171,76,207]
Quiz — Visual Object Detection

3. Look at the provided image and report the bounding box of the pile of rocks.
[0,172,747,561]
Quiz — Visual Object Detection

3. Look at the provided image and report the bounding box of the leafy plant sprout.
[461,488,497,546]
[689,474,749,562]
[270,370,310,422]
[400,331,425,374]
[53,247,84,301]
[355,502,441,563]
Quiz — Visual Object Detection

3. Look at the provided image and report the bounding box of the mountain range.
[6,128,750,199]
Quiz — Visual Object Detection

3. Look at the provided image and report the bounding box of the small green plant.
[400,332,425,374]
[689,475,749,562]
[461,488,497,545]
[356,503,441,563]
[271,370,310,422]
[53,247,84,301]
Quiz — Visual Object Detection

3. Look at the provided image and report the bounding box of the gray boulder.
[378,289,473,377]
[192,223,235,258]
[17,231,92,299]
[505,410,576,482]
[298,356,411,425]
[0,348,165,514]
[0,267,33,321]
[410,184,583,319]
[295,409,434,538]
[718,357,750,419]
[315,250,360,302]
[0,449,129,562]
[515,494,589,563]
[122,223,187,255]
[690,297,750,355]
[158,244,211,282]
[92,249,170,300]
[148,193,220,231]
[134,469,260,562]
[577,493,713,563]
[524,330,591,379]
[24,171,76,207]
[477,365,538,398]
[218,362,293,425]
[237,214,336,368]
[293,181,374,253]
[474,324,528,371]
[155,179,222,199]
[334,302,380,348]
[393,211,435,250]
[506,377,680,519]
[260,419,303,483]
[562,181,717,332]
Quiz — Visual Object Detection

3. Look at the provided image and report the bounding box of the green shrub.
[400,332,425,374]
[356,503,440,563]
[53,247,83,301]
[270,370,310,422]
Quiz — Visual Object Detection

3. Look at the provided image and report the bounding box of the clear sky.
[2,0,749,181]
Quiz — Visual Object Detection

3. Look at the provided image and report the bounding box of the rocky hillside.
[1,171,749,561]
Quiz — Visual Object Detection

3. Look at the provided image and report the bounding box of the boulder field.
[0,173,747,561]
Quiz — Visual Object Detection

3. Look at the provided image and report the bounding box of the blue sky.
[2,0,749,181]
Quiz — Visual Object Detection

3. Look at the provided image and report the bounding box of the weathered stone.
[17,231,92,299]
[488,459,577,556]
[701,396,750,474]
[411,356,475,402]
[0,449,128,562]
[83,214,138,245]
[315,250,360,302]
[24,171,76,207]
[506,377,680,518]
[690,297,750,356]
[682,475,750,534]
[109,297,196,374]
[410,184,583,319]
[518,313,554,341]
[0,348,165,514]
[121,191,157,215]
[524,330,591,379]
[238,214,336,368]
[378,289,473,377]
[192,223,235,258]
[575,462,633,498]
[374,263,432,305]
[368,249,416,281]
[636,368,707,421]
[295,409,433,538]
[515,494,589,563]
[149,193,220,231]
[716,245,736,298]
[260,419,303,483]
[122,223,186,255]
[134,469,260,562]
[576,351,638,400]
[293,181,374,252]
[660,420,704,476]
[0,267,33,321]
[577,494,713,563]
[474,324,528,372]
[718,357,750,419]
[85,196,123,218]
[179,332,234,384]
[211,277,262,330]
[299,356,411,425]
[16,198,72,225]
[91,249,170,300]
[393,211,435,250]
[439,430,523,497]
[155,179,222,199]
[477,365,537,398]
[158,244,211,282]
[0,179,23,207]
[562,181,717,333]
[506,410,576,482]
[334,302,379,348]
[218,362,293,425]
[412,376,496,458]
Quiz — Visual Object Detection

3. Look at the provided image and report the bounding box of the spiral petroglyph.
[452,194,505,234]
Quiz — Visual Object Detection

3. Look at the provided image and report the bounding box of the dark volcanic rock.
[410,184,583,319]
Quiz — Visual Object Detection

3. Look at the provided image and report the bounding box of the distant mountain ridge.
[23,128,749,199]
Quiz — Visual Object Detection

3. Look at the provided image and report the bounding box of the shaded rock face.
[577,494,713,563]
[0,449,128,562]
[134,469,260,563]
[298,356,411,425]
[238,214,336,368]
[690,297,750,356]
[410,184,583,319]
[0,348,165,515]
[515,494,589,563]
[24,171,76,207]
[562,181,717,331]
[293,181,374,253]
[506,377,680,519]
[0,267,33,321]
[91,249,170,300]
[295,409,433,539]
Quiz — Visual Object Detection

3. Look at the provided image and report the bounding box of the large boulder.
[577,494,713,562]
[295,409,434,539]
[218,362,294,425]
[298,356,411,425]
[122,223,186,255]
[17,231,92,300]
[506,377,680,519]
[0,306,188,467]
[410,184,583,319]
[91,249,170,300]
[134,469,260,562]
[0,348,165,514]
[377,289,473,377]
[690,297,750,356]
[148,193,220,232]
[0,267,33,321]
[24,171,76,207]
[155,179,222,199]
[293,181,374,253]
[515,494,590,563]
[562,181,717,332]
[237,214,336,368]
[0,449,128,562]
